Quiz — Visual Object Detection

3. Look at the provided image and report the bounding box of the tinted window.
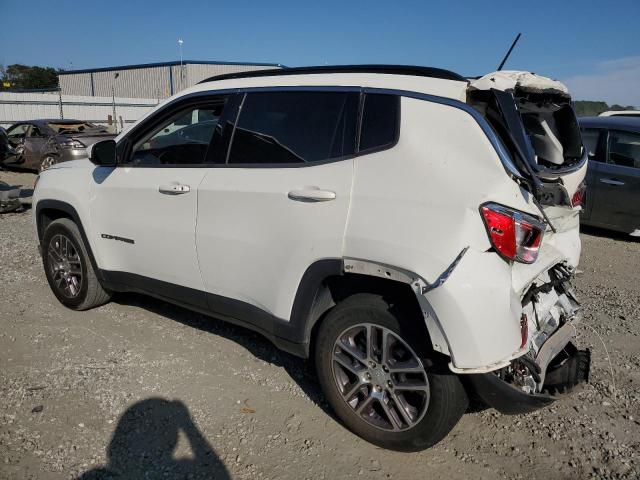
[608,130,640,169]
[227,91,358,165]
[581,128,601,161]
[127,99,227,166]
[359,94,399,152]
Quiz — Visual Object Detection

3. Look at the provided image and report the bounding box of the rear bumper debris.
[467,325,591,415]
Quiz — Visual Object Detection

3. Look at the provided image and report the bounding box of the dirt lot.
[1,170,638,480]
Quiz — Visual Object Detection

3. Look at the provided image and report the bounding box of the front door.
[196,90,359,320]
[589,129,640,233]
[5,124,29,165]
[24,124,48,169]
[90,96,231,293]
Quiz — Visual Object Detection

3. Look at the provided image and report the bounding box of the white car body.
[33,65,589,417]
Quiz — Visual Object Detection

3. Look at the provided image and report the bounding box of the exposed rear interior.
[467,72,585,207]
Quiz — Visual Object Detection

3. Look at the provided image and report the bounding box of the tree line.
[1,64,62,91]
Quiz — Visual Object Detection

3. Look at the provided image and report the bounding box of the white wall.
[0,92,159,132]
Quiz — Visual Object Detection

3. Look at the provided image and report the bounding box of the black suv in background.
[579,116,640,236]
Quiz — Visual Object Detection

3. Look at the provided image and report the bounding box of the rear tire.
[42,218,111,310]
[315,293,468,451]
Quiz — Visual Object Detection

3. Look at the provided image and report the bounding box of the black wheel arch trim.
[35,199,104,282]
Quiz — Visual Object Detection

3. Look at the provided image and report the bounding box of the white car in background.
[33,65,590,451]
[599,110,640,117]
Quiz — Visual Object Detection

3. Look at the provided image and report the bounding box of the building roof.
[199,64,466,84]
[58,60,284,75]
[579,116,640,132]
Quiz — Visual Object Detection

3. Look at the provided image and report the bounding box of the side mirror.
[88,139,117,167]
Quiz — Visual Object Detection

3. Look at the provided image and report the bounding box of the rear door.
[196,90,358,320]
[589,129,640,232]
[90,94,232,294]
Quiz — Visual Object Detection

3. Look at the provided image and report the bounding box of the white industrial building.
[58,60,283,99]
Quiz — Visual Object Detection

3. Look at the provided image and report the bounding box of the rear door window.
[359,94,400,152]
[608,130,640,169]
[227,91,358,165]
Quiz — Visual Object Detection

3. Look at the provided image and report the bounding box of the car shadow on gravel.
[112,292,338,420]
[78,397,230,479]
[581,225,640,242]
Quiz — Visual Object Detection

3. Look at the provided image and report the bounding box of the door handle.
[159,184,191,195]
[287,187,336,202]
[599,178,625,186]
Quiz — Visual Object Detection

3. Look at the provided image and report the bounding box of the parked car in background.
[599,110,640,118]
[2,120,114,172]
[579,116,640,236]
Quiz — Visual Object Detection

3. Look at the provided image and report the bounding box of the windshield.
[46,122,107,134]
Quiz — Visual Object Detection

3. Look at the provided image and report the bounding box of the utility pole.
[112,72,119,133]
[178,37,185,86]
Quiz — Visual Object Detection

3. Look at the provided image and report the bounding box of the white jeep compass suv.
[33,65,591,451]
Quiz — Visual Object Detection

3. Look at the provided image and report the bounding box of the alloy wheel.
[331,323,430,432]
[47,234,83,298]
[40,156,56,172]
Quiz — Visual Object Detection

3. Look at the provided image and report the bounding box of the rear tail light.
[571,181,587,208]
[480,203,546,264]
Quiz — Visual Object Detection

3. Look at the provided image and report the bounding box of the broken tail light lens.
[571,181,587,208]
[480,203,546,264]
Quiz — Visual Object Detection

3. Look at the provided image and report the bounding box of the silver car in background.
[2,119,115,172]
[580,116,640,236]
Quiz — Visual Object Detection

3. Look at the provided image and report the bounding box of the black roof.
[579,116,640,132]
[12,119,84,125]
[58,60,283,75]
[199,64,466,84]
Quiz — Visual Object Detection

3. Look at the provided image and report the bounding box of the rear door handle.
[159,184,191,195]
[599,178,625,186]
[288,187,336,202]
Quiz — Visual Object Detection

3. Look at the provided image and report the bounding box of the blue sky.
[1,0,639,105]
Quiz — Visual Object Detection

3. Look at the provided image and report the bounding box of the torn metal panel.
[342,256,471,356]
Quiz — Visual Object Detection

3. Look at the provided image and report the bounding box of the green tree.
[0,64,61,90]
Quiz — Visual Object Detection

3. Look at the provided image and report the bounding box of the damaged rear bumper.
[466,322,591,415]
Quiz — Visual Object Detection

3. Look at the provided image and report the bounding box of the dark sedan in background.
[579,116,640,236]
[2,119,115,172]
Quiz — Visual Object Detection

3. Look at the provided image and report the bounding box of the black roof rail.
[198,64,466,84]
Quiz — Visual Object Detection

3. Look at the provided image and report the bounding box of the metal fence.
[0,91,160,133]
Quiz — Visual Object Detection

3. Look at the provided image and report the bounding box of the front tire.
[315,293,468,451]
[39,155,58,172]
[42,218,111,310]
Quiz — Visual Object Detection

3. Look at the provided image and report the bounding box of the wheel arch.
[284,259,448,360]
[36,199,103,281]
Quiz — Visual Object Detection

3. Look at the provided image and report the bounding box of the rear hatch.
[467,71,586,215]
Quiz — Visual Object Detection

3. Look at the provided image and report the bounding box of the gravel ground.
[1,170,638,480]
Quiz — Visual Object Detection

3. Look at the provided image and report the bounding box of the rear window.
[359,94,400,152]
[228,91,358,165]
[46,122,107,134]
